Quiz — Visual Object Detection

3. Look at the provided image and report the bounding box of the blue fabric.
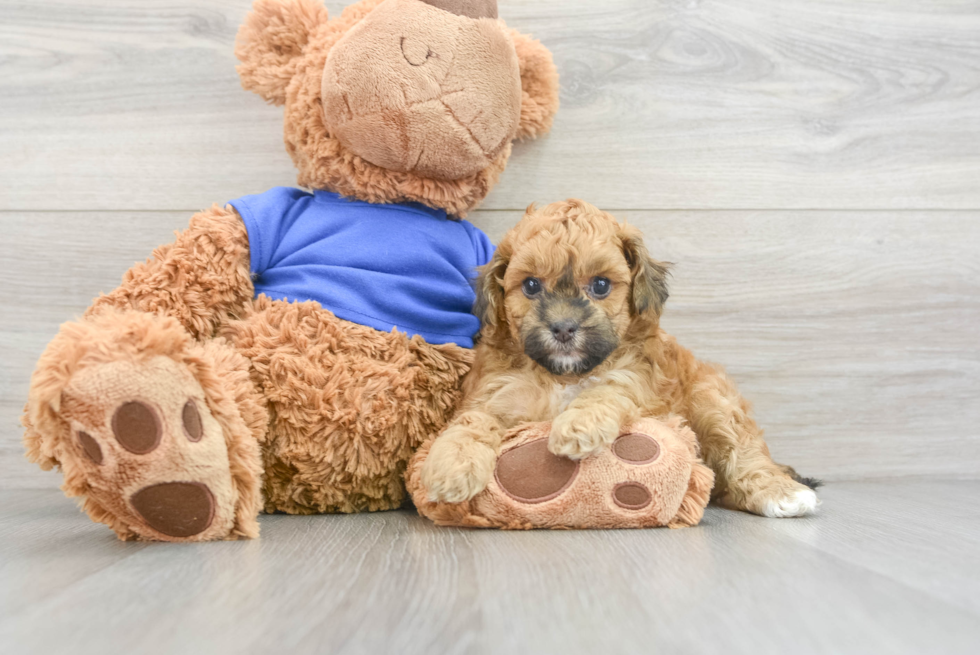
[227,187,495,348]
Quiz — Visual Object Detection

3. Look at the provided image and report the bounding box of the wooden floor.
[1,480,979,654]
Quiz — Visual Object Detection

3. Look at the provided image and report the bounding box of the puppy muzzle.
[523,298,618,377]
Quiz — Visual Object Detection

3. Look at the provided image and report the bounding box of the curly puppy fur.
[419,200,819,518]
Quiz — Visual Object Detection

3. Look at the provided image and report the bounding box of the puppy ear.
[473,245,511,341]
[235,0,330,105]
[508,30,560,141]
[620,224,670,317]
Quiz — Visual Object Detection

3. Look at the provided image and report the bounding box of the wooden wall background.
[1,0,978,489]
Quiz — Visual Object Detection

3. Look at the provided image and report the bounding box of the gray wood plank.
[747,479,980,615]
[3,1,980,211]
[0,489,150,617]
[4,209,978,487]
[1,483,979,655]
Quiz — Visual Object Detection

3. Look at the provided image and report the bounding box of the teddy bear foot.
[58,356,245,541]
[410,417,715,530]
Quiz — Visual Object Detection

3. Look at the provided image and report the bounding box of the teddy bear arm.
[85,204,255,340]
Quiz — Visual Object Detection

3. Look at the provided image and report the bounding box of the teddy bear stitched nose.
[419,0,498,20]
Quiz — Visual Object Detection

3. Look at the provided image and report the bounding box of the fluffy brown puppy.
[421,199,819,518]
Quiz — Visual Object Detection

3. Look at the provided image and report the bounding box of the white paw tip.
[763,488,819,518]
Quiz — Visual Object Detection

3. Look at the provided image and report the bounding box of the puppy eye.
[589,277,612,298]
[522,277,542,297]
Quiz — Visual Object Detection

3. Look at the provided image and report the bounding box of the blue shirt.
[227,187,494,348]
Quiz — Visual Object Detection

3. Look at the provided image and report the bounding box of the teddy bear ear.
[235,0,330,105]
[509,30,560,141]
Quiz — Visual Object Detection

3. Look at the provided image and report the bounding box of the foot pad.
[130,482,216,538]
[495,439,579,503]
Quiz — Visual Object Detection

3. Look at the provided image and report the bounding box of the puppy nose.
[551,320,578,345]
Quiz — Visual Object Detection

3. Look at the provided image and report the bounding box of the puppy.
[421,199,819,518]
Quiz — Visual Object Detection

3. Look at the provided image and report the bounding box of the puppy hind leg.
[686,370,818,518]
[715,445,819,518]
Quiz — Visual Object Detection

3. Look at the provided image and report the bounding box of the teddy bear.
[21,0,559,541]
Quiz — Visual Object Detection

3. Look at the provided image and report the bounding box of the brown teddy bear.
[22,0,559,541]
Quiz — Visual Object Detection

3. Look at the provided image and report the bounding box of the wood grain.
[3,209,978,488]
[1,482,979,654]
[2,0,980,211]
[748,479,980,615]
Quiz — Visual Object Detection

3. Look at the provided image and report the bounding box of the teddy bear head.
[236,0,560,215]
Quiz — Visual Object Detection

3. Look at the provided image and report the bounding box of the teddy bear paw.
[463,418,709,529]
[59,356,240,541]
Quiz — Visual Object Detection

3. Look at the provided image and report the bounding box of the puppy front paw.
[548,409,620,460]
[421,432,497,503]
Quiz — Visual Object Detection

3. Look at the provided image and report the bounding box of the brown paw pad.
[613,482,652,510]
[182,400,203,442]
[612,432,660,464]
[76,431,103,465]
[111,401,161,454]
[130,482,215,538]
[494,438,579,503]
